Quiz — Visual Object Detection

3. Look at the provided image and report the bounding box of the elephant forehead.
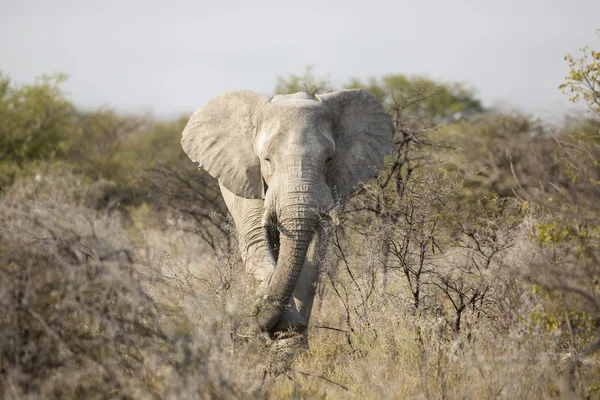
[263,100,330,119]
[256,103,335,153]
[259,102,331,132]
[270,92,315,102]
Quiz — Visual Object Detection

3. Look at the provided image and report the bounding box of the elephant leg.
[219,183,275,282]
[292,259,319,325]
[292,233,321,326]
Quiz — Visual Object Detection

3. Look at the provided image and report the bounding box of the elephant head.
[181,89,394,332]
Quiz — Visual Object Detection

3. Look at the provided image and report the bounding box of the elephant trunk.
[254,161,332,331]
[254,216,318,331]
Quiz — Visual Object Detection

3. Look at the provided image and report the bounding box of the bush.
[0,172,256,398]
[0,73,76,189]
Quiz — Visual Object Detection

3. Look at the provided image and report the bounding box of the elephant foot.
[233,320,309,354]
[235,301,306,341]
[269,331,309,353]
[268,303,307,339]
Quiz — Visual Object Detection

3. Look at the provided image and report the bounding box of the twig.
[293,370,349,391]
[312,325,348,333]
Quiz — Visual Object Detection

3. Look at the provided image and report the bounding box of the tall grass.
[2,167,598,399]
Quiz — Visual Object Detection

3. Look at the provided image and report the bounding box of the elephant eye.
[326,157,333,164]
[264,157,271,163]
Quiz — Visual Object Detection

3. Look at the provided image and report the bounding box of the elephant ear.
[181,91,270,199]
[318,89,395,202]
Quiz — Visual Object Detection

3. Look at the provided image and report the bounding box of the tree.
[274,66,334,96]
[275,69,484,125]
[522,33,600,395]
[560,31,600,118]
[345,74,484,125]
[69,109,146,181]
[0,73,75,188]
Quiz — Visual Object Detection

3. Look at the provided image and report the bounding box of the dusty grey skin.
[181,90,394,341]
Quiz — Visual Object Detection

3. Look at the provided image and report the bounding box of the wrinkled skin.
[181,90,394,343]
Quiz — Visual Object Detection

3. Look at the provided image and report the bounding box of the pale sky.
[1,0,599,120]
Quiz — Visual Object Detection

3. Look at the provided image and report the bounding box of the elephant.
[181,89,394,343]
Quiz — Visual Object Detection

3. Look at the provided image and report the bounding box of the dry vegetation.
[1,42,600,399]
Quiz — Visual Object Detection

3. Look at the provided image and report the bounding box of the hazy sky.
[1,0,599,119]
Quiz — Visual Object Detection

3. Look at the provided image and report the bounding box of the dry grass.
[1,171,599,399]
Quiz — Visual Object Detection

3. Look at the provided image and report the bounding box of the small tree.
[520,32,600,396]
[274,66,334,95]
[0,73,75,188]
[560,31,600,118]
[346,75,484,125]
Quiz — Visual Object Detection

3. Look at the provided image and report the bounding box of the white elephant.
[181,90,394,342]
